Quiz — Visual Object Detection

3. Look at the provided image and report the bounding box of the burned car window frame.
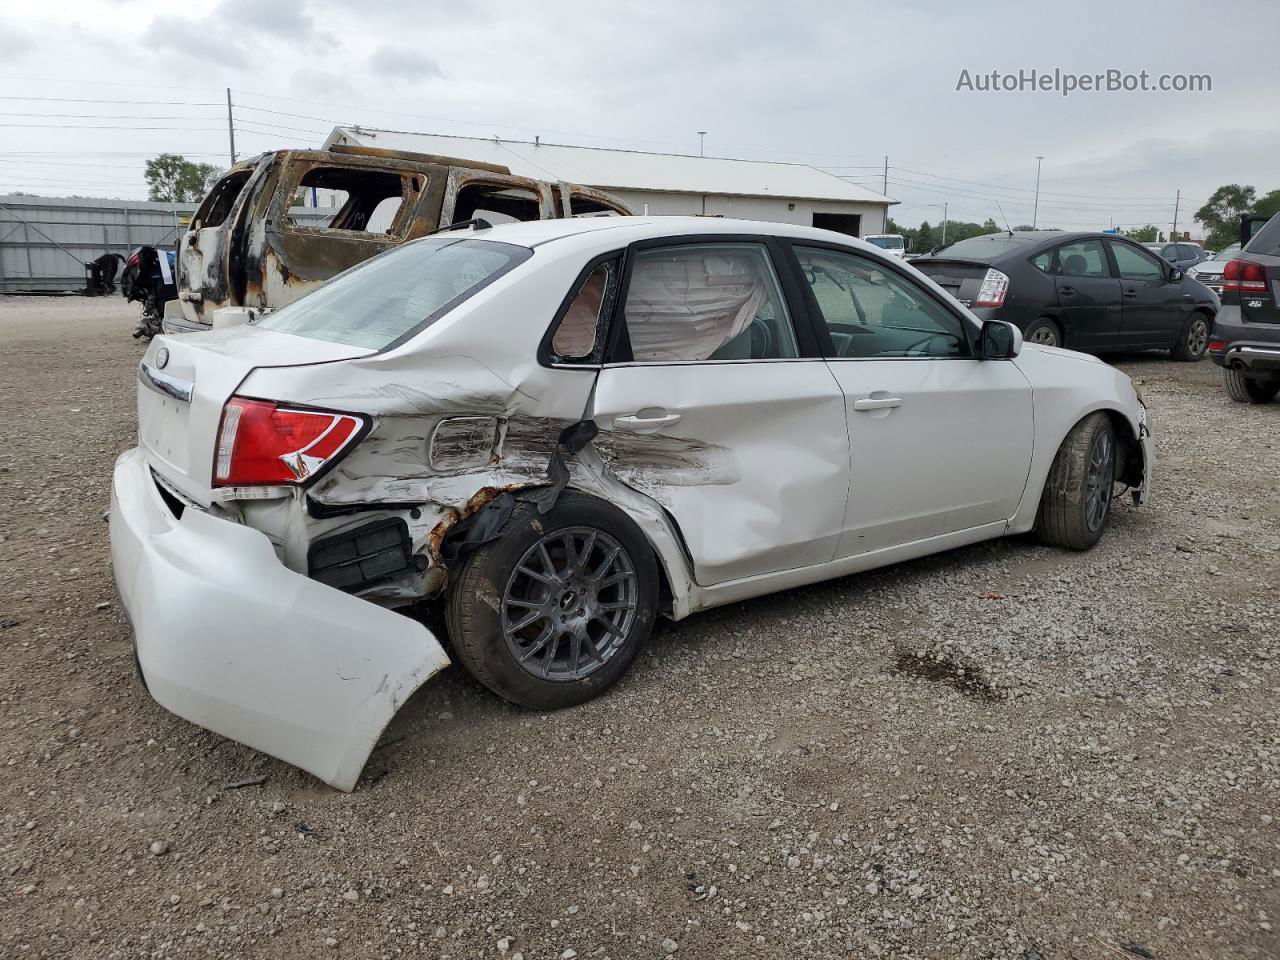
[602,234,824,365]
[280,165,426,241]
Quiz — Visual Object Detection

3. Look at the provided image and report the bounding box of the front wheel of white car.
[445,491,659,711]
[1035,412,1117,551]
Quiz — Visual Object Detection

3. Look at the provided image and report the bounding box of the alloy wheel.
[1085,431,1115,532]
[1030,325,1058,346]
[1187,316,1208,356]
[501,527,638,681]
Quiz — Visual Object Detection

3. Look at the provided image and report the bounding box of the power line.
[0,123,228,131]
[0,112,223,121]
[0,95,221,107]
[890,164,1173,202]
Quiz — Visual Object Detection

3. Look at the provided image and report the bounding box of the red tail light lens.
[973,268,1010,308]
[213,397,364,487]
[1222,259,1266,293]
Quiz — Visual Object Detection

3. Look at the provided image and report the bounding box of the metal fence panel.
[0,195,330,293]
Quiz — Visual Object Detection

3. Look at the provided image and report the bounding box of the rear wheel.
[445,491,658,710]
[1024,318,1062,348]
[1224,367,1280,404]
[1036,412,1116,551]
[1172,312,1210,362]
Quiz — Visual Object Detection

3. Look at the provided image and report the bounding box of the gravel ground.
[1,295,1277,960]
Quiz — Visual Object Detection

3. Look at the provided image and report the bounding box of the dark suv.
[1207,213,1280,403]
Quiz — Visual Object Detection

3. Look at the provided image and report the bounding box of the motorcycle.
[121,246,178,340]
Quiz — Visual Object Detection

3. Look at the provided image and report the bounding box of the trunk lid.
[137,326,372,506]
[910,258,994,306]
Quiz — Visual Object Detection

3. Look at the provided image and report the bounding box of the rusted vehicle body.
[167,145,630,332]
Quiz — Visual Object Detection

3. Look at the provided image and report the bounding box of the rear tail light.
[1222,259,1266,293]
[1208,339,1227,352]
[213,396,365,487]
[973,268,1010,308]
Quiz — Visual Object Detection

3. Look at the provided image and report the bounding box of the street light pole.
[1032,156,1044,229]
[697,131,707,157]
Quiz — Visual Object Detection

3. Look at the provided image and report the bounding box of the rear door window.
[1054,239,1110,277]
[256,238,530,350]
[612,242,799,362]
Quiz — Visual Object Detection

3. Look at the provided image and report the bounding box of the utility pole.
[941,201,948,245]
[883,155,889,196]
[226,87,236,166]
[1171,189,1181,239]
[1032,156,1044,229]
[697,131,707,157]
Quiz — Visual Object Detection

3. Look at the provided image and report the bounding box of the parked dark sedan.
[911,231,1219,360]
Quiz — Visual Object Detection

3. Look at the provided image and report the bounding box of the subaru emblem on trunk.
[155,347,169,369]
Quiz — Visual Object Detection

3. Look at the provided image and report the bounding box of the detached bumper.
[109,448,450,790]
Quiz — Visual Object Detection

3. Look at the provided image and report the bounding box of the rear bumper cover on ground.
[108,447,450,790]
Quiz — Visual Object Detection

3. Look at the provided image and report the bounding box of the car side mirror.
[980,319,1021,359]
[1169,267,1183,282]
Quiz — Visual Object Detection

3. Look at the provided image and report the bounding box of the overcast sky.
[2,0,1277,233]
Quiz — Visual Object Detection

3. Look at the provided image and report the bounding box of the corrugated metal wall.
[0,195,329,293]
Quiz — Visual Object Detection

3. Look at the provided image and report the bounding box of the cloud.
[0,18,34,61]
[141,15,251,68]
[368,46,444,83]
[217,0,316,38]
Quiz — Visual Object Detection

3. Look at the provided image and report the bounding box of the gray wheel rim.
[1085,431,1115,532]
[1187,317,1208,356]
[1030,325,1058,346]
[501,526,638,681]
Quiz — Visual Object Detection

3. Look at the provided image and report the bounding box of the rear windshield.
[256,237,531,350]
[930,234,1031,260]
[1246,214,1280,257]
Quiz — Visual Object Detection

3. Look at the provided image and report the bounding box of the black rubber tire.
[1224,367,1280,404]
[1035,412,1116,551]
[445,491,659,710]
[1171,311,1211,362]
[1024,318,1063,348]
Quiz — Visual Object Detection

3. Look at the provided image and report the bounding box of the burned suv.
[166,144,630,333]
[1208,212,1280,403]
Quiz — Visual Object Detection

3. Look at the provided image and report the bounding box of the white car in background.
[110,216,1152,790]
[863,233,909,259]
[1187,242,1240,295]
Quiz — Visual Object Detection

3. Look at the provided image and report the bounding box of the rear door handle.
[613,411,682,433]
[1123,290,1138,300]
[852,396,903,412]
[1059,286,1075,296]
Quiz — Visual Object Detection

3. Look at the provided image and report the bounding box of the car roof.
[429,215,891,253]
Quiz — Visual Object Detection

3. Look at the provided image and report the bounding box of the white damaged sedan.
[110,216,1152,789]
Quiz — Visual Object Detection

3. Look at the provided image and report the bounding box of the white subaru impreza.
[110,216,1152,789]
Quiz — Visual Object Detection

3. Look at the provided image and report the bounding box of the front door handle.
[1059,286,1075,296]
[1123,290,1138,299]
[852,396,903,412]
[613,411,682,433]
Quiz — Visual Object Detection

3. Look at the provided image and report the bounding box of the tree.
[1125,225,1159,243]
[144,154,223,203]
[916,220,936,251]
[1194,184,1257,250]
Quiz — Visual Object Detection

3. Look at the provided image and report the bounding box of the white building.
[322,127,894,238]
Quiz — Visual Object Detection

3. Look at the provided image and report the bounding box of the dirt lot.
[2,295,1277,960]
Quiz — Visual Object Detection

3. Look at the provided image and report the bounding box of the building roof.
[323,127,893,206]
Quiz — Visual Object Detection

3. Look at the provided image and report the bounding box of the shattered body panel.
[174,147,631,330]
